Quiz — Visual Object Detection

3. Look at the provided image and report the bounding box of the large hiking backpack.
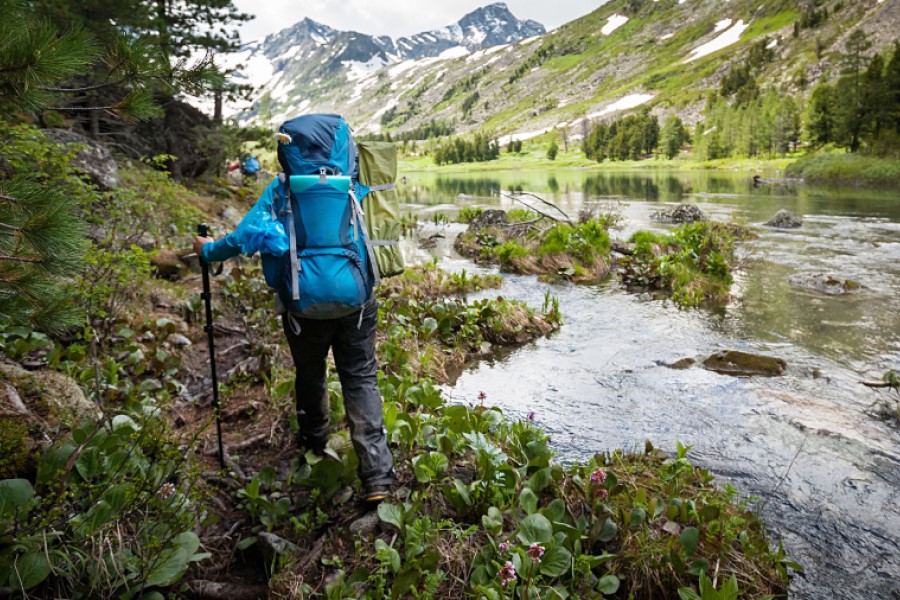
[242,155,260,175]
[260,114,403,320]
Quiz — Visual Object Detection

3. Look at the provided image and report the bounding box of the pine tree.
[546,138,559,160]
[835,29,873,152]
[805,82,837,146]
[0,0,96,332]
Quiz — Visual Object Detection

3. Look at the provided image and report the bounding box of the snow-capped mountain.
[227,3,544,123]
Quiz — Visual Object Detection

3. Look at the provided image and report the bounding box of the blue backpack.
[261,114,382,321]
[242,155,260,175]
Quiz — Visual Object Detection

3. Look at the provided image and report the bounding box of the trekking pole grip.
[197,222,209,238]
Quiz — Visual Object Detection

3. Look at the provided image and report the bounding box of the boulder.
[702,351,786,377]
[788,273,862,296]
[651,203,706,224]
[258,532,299,558]
[349,510,381,534]
[168,334,192,348]
[151,247,199,280]
[222,207,242,228]
[44,129,120,190]
[766,209,802,228]
[0,362,100,426]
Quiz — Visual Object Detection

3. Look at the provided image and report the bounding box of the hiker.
[193,115,396,504]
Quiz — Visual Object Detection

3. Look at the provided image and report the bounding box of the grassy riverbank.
[399,148,796,176]
[785,151,900,186]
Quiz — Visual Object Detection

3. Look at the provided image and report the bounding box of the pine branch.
[0,254,42,263]
[41,81,115,93]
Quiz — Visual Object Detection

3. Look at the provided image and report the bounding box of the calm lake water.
[399,168,900,600]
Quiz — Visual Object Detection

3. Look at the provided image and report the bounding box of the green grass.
[786,152,900,186]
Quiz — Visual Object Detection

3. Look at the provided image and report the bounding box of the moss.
[0,417,33,478]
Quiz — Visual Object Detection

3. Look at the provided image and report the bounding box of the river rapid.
[399,169,900,599]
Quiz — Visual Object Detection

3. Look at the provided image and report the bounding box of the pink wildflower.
[527,543,545,563]
[498,541,509,554]
[478,391,487,401]
[157,483,176,499]
[498,561,517,586]
[589,468,607,487]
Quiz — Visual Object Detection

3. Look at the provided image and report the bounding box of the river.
[398,169,900,600]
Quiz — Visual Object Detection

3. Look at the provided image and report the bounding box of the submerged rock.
[651,203,706,224]
[766,209,802,228]
[788,273,862,296]
[666,357,696,370]
[702,351,786,377]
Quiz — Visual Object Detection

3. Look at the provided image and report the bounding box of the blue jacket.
[202,178,284,263]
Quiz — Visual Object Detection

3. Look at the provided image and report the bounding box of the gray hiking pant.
[281,298,393,487]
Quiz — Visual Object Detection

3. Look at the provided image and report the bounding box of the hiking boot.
[363,483,391,505]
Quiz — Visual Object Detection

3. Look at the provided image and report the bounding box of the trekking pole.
[197,223,225,468]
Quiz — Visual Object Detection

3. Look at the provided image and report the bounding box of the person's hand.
[193,235,213,256]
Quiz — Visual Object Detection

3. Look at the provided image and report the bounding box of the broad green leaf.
[377,502,404,530]
[544,498,566,523]
[517,513,552,545]
[598,518,618,543]
[721,575,739,600]
[629,507,646,527]
[75,447,102,481]
[0,479,33,515]
[539,546,571,578]
[391,567,420,600]
[14,553,50,589]
[597,574,620,595]
[519,488,539,515]
[677,589,702,600]
[452,479,471,506]
[680,527,699,557]
[699,505,720,523]
[527,467,552,492]
[688,558,710,576]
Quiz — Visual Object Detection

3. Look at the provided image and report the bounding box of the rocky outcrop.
[702,351,786,377]
[788,273,862,296]
[651,204,706,224]
[766,209,802,228]
[0,362,100,425]
[44,129,120,190]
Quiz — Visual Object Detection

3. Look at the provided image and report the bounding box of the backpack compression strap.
[348,188,382,287]
[277,174,301,301]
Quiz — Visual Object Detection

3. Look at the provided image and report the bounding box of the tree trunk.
[214,88,223,125]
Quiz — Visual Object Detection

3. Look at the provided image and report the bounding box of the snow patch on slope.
[343,55,389,81]
[586,93,655,120]
[601,14,629,35]
[685,19,749,63]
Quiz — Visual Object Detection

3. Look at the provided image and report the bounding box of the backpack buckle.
[318,168,327,184]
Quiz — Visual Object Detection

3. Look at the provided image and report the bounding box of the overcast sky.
[232,0,606,43]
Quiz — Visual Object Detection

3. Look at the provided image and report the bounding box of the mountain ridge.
[226,0,899,143]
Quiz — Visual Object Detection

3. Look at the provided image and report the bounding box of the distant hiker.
[194,114,404,505]
[241,154,260,181]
